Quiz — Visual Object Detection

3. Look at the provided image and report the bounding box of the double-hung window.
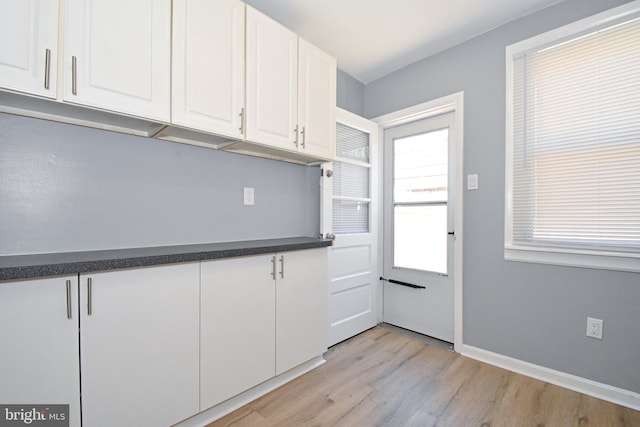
[505,2,640,272]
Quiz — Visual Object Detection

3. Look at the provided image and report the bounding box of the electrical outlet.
[243,187,254,206]
[586,317,603,339]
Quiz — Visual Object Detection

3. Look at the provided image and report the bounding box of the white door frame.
[373,91,464,352]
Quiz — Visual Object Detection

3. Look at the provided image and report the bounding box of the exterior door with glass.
[383,112,455,342]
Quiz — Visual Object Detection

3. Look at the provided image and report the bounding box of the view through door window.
[393,128,448,274]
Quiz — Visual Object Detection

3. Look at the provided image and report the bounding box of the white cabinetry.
[0,0,59,98]
[63,0,171,121]
[0,276,81,427]
[275,248,328,375]
[245,6,298,150]
[200,248,327,408]
[297,39,337,160]
[244,6,336,161]
[172,0,245,139]
[200,255,276,410]
[79,263,199,427]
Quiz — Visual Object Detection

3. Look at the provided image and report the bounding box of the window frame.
[504,1,640,273]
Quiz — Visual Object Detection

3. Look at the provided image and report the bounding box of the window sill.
[504,245,640,273]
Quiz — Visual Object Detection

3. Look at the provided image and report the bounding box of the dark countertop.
[0,237,332,281]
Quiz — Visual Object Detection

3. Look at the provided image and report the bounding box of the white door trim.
[372,91,464,353]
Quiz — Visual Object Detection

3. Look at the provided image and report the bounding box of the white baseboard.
[461,344,640,411]
[176,356,326,427]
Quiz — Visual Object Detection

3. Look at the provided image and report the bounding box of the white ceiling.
[245,0,562,84]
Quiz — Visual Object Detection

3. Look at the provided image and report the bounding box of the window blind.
[333,123,371,234]
[511,14,640,254]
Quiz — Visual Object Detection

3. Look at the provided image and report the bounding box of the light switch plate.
[467,174,479,190]
[243,187,254,205]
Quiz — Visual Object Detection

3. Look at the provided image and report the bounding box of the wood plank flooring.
[207,326,640,426]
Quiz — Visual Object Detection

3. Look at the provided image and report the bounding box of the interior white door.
[322,108,380,347]
[383,112,456,343]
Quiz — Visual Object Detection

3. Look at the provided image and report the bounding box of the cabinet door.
[172,0,245,138]
[298,39,336,160]
[64,0,171,122]
[0,0,59,98]
[80,264,199,427]
[276,248,328,375]
[200,255,276,410]
[0,276,81,427]
[246,6,298,150]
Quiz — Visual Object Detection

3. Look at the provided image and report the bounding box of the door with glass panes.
[383,112,455,343]
[322,108,379,346]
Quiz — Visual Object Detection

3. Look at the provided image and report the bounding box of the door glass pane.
[336,123,369,162]
[394,205,447,273]
[394,129,448,203]
[333,162,369,199]
[333,200,369,234]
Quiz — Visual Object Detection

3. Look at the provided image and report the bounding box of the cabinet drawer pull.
[87,277,93,315]
[279,255,284,279]
[71,56,77,95]
[293,125,299,148]
[66,279,72,319]
[44,49,51,90]
[301,126,306,149]
[271,256,276,280]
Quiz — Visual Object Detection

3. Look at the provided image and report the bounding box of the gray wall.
[364,0,640,393]
[0,113,320,255]
[337,69,365,116]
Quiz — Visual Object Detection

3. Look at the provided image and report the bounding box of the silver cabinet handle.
[87,277,92,315]
[66,279,72,319]
[293,125,299,148]
[44,49,51,90]
[279,255,284,279]
[301,126,306,149]
[270,256,276,280]
[239,107,245,135]
[71,56,77,95]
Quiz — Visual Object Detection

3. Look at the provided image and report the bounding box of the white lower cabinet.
[200,254,276,410]
[275,248,328,375]
[200,248,328,408]
[0,276,81,427]
[79,263,200,427]
[0,247,326,426]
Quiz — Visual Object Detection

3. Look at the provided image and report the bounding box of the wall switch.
[586,317,603,339]
[467,174,479,190]
[243,187,255,206]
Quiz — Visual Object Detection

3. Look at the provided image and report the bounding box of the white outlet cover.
[586,317,603,339]
[243,187,255,206]
[467,174,479,190]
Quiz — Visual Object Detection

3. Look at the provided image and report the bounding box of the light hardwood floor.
[207,326,640,426]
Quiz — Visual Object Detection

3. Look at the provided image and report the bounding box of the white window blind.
[333,123,371,234]
[506,4,640,271]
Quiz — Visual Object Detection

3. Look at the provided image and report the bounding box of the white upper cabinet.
[245,6,299,150]
[245,6,336,161]
[63,0,171,122]
[172,0,245,139]
[0,0,59,98]
[297,39,336,160]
